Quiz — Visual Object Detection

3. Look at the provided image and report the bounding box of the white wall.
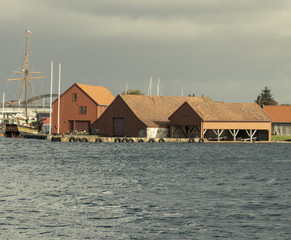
[273,123,291,135]
[147,128,169,138]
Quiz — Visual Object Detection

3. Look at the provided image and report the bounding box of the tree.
[121,89,143,95]
[255,86,278,107]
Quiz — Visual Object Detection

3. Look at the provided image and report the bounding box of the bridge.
[1,106,51,121]
[1,94,58,121]
[20,94,58,105]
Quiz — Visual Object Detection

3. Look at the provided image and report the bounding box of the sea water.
[0,137,290,239]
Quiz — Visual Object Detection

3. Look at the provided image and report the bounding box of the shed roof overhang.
[203,121,271,130]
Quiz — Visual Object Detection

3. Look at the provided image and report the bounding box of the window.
[72,93,77,102]
[80,106,87,114]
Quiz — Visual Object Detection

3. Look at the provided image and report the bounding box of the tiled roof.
[120,95,212,127]
[263,105,291,122]
[187,102,271,122]
[76,83,115,106]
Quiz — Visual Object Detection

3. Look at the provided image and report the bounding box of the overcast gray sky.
[1,0,291,103]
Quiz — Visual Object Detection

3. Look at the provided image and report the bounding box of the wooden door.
[75,121,90,133]
[68,121,74,132]
[113,118,125,136]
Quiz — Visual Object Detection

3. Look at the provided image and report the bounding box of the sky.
[1,0,291,104]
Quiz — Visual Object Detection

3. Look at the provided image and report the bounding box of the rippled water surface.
[0,137,290,239]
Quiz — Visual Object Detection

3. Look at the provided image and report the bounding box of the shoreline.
[1,133,290,143]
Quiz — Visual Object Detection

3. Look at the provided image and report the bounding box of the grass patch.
[271,135,291,141]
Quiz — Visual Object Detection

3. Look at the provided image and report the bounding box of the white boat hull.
[18,125,40,136]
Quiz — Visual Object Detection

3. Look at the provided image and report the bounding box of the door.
[68,121,74,133]
[75,121,90,133]
[113,118,125,136]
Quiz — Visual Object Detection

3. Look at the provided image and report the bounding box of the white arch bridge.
[20,94,58,105]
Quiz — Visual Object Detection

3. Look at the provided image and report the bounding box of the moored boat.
[2,114,21,137]
[3,123,20,137]
[5,28,45,137]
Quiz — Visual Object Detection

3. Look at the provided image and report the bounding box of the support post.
[180,126,188,137]
[189,126,199,138]
[213,129,224,141]
[268,123,272,142]
[188,126,194,137]
[246,129,257,142]
[229,129,239,141]
[172,126,179,138]
[200,122,204,139]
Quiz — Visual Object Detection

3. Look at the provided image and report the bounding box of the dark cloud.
[1,0,291,104]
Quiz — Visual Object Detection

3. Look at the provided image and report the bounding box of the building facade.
[169,102,272,141]
[264,105,291,135]
[52,83,114,134]
[91,95,212,138]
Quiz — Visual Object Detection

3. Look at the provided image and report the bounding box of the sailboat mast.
[25,29,29,118]
[7,28,44,121]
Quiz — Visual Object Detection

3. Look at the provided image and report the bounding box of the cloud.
[1,0,291,103]
[3,0,291,42]
[54,1,291,43]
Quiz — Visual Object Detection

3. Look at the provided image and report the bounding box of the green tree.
[255,86,278,107]
[121,89,143,95]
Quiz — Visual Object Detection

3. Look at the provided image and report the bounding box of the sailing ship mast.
[7,28,44,119]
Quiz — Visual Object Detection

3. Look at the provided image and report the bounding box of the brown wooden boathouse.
[52,83,114,134]
[169,101,272,141]
[91,95,212,138]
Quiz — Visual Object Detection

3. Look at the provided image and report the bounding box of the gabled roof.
[120,95,212,127]
[76,83,115,106]
[263,105,291,123]
[185,102,271,122]
[53,83,115,106]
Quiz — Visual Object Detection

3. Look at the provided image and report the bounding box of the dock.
[48,134,204,143]
[1,133,274,143]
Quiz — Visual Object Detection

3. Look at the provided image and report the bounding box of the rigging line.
[28,79,37,112]
[19,78,24,98]
[27,36,38,65]
[4,41,26,102]
[15,39,26,68]
[6,39,26,81]
[26,54,46,98]
[27,38,45,96]
[35,74,46,97]
[23,48,45,105]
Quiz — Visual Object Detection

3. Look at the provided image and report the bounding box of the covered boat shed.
[169,101,272,141]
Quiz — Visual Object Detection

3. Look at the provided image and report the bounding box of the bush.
[271,135,291,141]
